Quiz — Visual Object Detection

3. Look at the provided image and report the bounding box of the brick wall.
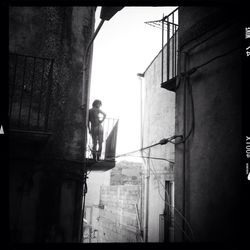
[96,185,142,242]
[83,161,144,242]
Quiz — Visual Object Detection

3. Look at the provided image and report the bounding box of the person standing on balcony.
[88,99,106,161]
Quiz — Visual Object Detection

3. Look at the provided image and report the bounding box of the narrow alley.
[7,4,249,248]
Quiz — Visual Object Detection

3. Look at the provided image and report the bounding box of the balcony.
[9,53,55,159]
[145,8,179,92]
[9,53,55,134]
[85,118,119,171]
[9,52,119,171]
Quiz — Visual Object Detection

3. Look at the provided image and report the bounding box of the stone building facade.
[83,161,143,243]
[9,6,95,243]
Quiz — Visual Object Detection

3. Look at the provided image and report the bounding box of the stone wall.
[9,6,95,161]
[97,185,142,242]
[84,161,143,242]
[9,7,95,243]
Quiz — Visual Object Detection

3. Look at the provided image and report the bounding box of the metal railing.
[86,118,119,160]
[145,8,179,84]
[9,53,55,132]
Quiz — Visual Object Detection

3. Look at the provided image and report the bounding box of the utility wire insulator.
[159,138,169,145]
[168,135,184,144]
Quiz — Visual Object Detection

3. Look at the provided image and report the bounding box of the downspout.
[79,10,105,242]
[81,18,105,106]
[81,18,105,133]
[161,15,164,84]
[144,148,150,242]
[137,73,147,242]
[182,52,188,241]
[79,7,123,242]
[137,73,144,152]
[137,73,149,242]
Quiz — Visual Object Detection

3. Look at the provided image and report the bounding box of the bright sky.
[90,6,177,161]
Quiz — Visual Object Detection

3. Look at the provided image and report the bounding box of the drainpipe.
[79,12,105,243]
[79,7,123,242]
[81,18,105,108]
[144,148,151,242]
[81,6,124,153]
[182,52,190,241]
[137,73,149,242]
[80,18,105,150]
[137,73,144,150]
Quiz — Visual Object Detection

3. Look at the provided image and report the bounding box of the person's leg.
[92,134,97,161]
[97,128,104,161]
[97,141,102,161]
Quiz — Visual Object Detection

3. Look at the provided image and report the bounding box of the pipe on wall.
[182,53,187,241]
[137,73,149,242]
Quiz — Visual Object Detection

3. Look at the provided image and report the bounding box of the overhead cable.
[129,155,174,164]
[105,135,184,161]
[181,46,241,77]
[149,159,195,241]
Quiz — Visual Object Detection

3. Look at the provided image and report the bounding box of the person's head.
[92,99,102,108]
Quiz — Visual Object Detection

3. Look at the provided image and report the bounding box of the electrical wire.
[85,40,239,242]
[180,16,237,52]
[162,41,240,241]
[171,52,195,145]
[179,60,195,145]
[148,155,195,240]
[149,163,189,241]
[180,46,241,78]
[136,155,174,164]
[116,154,174,164]
[104,135,183,161]
[165,43,241,241]
[116,141,162,157]
[170,86,194,145]
[174,46,241,146]
[176,23,241,146]
[148,158,195,241]
[193,46,241,72]
[175,46,239,145]
[127,27,240,242]
[155,187,192,241]
[148,159,193,241]
[149,159,195,240]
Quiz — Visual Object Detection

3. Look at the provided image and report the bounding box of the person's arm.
[99,110,106,123]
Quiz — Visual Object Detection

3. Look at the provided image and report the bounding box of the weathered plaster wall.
[142,37,176,242]
[9,161,43,242]
[9,6,95,161]
[175,6,242,242]
[9,7,95,242]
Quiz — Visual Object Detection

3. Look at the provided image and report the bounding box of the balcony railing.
[145,8,179,90]
[86,118,119,161]
[9,53,55,132]
[161,8,179,84]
